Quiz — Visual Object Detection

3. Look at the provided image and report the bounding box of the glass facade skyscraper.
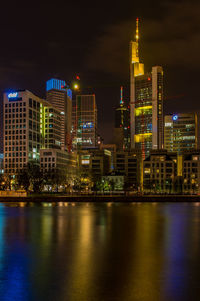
[130,19,164,158]
[164,113,200,153]
[46,78,72,151]
[75,95,97,149]
[133,67,164,158]
[3,90,62,175]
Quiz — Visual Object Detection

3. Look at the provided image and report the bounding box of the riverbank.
[0,194,200,202]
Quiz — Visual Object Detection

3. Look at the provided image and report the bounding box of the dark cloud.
[86,1,200,76]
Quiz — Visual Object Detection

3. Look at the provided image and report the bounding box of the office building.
[182,150,200,194]
[113,149,141,190]
[79,149,111,178]
[0,98,3,154]
[46,78,72,150]
[100,144,116,171]
[143,150,177,193]
[164,113,200,153]
[0,97,4,173]
[40,149,77,174]
[75,94,97,149]
[130,19,164,158]
[114,86,130,150]
[3,90,62,175]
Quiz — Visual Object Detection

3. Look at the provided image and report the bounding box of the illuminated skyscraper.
[164,113,200,153]
[75,94,97,149]
[3,90,62,175]
[0,98,4,173]
[46,78,72,150]
[114,86,130,150]
[130,19,164,158]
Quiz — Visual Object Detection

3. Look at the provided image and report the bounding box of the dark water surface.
[0,202,200,301]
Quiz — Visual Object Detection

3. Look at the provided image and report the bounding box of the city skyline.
[0,1,200,142]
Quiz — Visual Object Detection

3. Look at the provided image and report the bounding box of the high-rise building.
[164,113,200,153]
[130,19,164,158]
[114,86,130,150]
[75,94,97,149]
[0,97,4,173]
[3,90,62,175]
[46,78,72,150]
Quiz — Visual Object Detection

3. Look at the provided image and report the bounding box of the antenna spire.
[136,18,139,57]
[120,86,124,105]
[136,18,139,42]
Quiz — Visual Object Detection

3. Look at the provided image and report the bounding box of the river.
[0,202,200,301]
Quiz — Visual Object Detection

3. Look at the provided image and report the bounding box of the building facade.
[143,150,177,193]
[130,19,164,158]
[75,95,97,149]
[164,113,200,153]
[79,149,111,178]
[46,78,72,150]
[40,149,77,174]
[182,151,200,194]
[3,90,62,175]
[113,150,141,190]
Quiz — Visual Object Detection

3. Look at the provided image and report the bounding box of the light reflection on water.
[0,202,200,300]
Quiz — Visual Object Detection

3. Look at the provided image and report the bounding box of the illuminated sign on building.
[173,115,178,121]
[8,92,18,98]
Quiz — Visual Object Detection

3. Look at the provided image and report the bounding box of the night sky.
[1,0,200,142]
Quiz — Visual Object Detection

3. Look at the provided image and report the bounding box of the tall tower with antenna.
[130,19,164,158]
[114,86,130,150]
[130,18,145,149]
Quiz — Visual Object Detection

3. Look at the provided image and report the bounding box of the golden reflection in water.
[66,207,95,300]
[190,204,200,258]
[122,204,163,301]
[1,202,200,301]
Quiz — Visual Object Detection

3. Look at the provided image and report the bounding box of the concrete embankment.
[0,195,200,202]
